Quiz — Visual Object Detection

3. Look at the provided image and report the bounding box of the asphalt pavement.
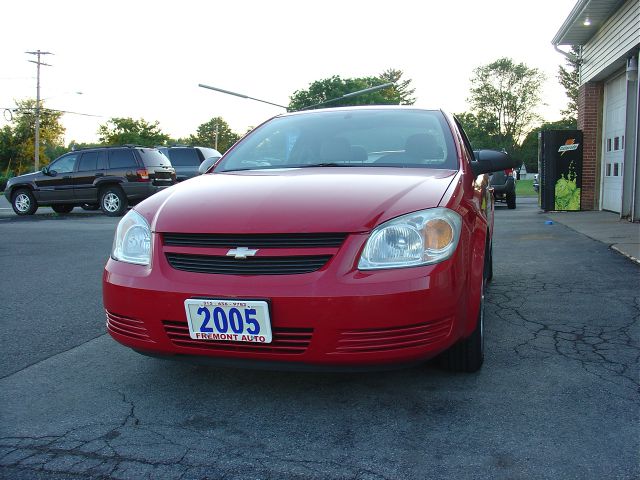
[0,197,638,479]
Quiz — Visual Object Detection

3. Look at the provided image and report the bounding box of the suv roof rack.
[71,144,154,152]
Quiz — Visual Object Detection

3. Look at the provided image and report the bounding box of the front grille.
[163,320,312,354]
[163,232,347,248]
[333,318,453,354]
[166,253,331,275]
[106,310,153,342]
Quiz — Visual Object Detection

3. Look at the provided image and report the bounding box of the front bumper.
[103,233,471,369]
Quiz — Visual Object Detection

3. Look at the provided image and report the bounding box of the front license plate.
[184,299,272,343]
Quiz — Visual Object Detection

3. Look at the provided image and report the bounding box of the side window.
[168,148,200,166]
[78,152,98,171]
[108,149,138,169]
[50,154,78,174]
[454,118,475,163]
[97,151,107,170]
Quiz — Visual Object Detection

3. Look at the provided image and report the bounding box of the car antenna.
[197,82,395,112]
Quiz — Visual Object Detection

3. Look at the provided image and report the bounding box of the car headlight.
[358,208,462,270]
[111,209,151,265]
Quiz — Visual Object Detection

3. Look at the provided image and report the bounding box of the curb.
[610,245,640,265]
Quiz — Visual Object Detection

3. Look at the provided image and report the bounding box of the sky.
[0,0,579,145]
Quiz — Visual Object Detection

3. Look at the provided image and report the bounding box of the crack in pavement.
[487,277,639,400]
[1,390,396,480]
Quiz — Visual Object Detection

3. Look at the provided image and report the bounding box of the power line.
[1,106,103,120]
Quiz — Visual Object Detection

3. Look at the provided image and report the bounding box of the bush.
[0,176,8,193]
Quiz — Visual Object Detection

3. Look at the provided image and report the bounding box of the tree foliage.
[455,111,502,151]
[0,99,65,175]
[288,69,415,111]
[187,117,241,153]
[97,117,169,147]
[558,46,580,122]
[468,58,545,153]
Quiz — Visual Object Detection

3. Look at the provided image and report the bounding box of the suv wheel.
[100,186,127,217]
[506,191,516,209]
[12,189,38,216]
[52,204,74,214]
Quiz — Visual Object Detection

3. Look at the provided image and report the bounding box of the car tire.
[11,189,38,216]
[81,203,99,211]
[51,204,74,214]
[438,275,485,373]
[100,186,128,217]
[506,191,516,209]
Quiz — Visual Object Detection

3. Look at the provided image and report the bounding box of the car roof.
[277,105,445,119]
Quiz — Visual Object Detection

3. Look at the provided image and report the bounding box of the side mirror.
[198,156,221,174]
[470,150,518,176]
[42,166,56,176]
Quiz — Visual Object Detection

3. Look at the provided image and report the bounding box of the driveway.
[0,197,638,479]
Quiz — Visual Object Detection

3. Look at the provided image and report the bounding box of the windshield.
[216,109,458,172]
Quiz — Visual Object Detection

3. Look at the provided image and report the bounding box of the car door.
[73,150,106,202]
[455,118,492,227]
[35,153,79,202]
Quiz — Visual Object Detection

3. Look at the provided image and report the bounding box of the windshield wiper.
[295,163,347,168]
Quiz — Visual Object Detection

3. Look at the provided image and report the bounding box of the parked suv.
[158,146,221,182]
[4,146,176,217]
[489,168,516,209]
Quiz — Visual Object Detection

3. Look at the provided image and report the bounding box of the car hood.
[8,171,40,185]
[143,168,457,234]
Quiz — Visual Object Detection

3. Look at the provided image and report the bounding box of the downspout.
[628,54,640,221]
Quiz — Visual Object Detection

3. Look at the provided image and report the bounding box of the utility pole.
[214,123,219,150]
[26,50,53,171]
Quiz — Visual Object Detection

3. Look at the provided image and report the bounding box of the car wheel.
[100,186,128,217]
[51,204,74,214]
[81,203,99,211]
[11,189,38,216]
[506,191,516,209]
[438,276,485,373]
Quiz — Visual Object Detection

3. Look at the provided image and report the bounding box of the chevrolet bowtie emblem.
[226,247,258,259]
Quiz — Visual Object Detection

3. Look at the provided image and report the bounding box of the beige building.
[553,0,639,220]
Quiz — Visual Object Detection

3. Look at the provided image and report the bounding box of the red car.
[103,107,514,372]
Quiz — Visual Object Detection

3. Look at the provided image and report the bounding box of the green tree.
[288,69,415,111]
[2,99,65,174]
[0,126,18,176]
[558,46,580,122]
[187,117,240,154]
[98,117,169,146]
[517,118,578,173]
[468,58,545,153]
[455,112,502,150]
[379,68,416,105]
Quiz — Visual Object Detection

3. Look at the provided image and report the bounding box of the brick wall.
[577,82,603,210]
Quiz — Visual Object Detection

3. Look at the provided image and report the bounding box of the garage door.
[601,73,626,212]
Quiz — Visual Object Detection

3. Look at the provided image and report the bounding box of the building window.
[614,137,620,150]
[613,163,619,176]
[607,138,612,152]
[606,164,611,176]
